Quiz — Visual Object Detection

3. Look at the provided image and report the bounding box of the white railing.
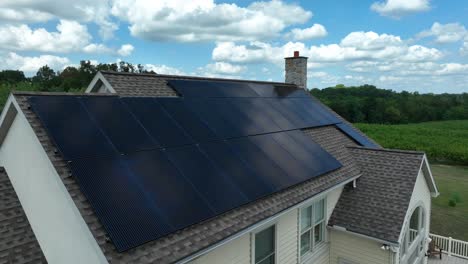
[430,233,468,259]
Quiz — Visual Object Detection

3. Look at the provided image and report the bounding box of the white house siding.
[190,186,345,264]
[329,230,393,264]
[190,234,251,264]
[0,100,108,264]
[400,169,432,264]
[277,210,298,264]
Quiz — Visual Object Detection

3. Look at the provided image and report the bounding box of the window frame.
[251,224,278,264]
[298,197,327,263]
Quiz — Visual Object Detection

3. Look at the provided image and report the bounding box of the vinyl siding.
[277,210,298,264]
[189,234,250,264]
[329,230,393,264]
[399,169,432,264]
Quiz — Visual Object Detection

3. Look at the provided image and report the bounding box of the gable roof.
[0,167,46,263]
[328,146,429,244]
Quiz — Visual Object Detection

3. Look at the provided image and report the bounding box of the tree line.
[1,64,467,124]
[310,84,468,124]
[0,61,154,109]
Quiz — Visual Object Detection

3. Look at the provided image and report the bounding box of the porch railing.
[430,233,468,259]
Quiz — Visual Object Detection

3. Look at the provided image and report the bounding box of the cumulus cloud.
[212,31,442,65]
[144,64,186,75]
[417,22,467,43]
[461,37,468,55]
[0,20,133,56]
[286,24,327,41]
[371,0,431,18]
[0,52,70,73]
[0,20,90,53]
[117,44,135,57]
[201,62,246,75]
[110,0,311,42]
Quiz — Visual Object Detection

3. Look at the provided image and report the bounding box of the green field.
[355,120,468,165]
[430,164,468,241]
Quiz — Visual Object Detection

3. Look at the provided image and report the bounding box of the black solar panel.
[336,123,379,148]
[28,93,344,252]
[168,80,259,97]
[29,96,117,159]
[248,83,309,97]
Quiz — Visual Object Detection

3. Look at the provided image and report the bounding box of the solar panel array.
[27,80,374,252]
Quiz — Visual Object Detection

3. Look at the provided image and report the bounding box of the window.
[300,198,325,257]
[254,225,275,264]
[400,206,426,264]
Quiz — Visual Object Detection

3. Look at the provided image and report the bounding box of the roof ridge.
[12,91,117,96]
[99,71,297,86]
[347,145,425,155]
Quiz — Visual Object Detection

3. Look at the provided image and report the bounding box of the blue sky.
[0,0,467,93]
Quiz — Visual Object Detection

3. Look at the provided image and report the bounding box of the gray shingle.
[0,167,46,264]
[328,146,425,243]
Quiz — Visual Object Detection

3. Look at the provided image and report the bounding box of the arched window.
[401,206,426,264]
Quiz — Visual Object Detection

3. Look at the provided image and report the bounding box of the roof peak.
[99,71,297,86]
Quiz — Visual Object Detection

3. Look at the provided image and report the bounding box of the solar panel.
[28,96,117,159]
[168,80,259,98]
[165,144,248,213]
[121,97,194,147]
[335,123,379,148]
[157,98,218,142]
[81,97,158,153]
[28,94,344,252]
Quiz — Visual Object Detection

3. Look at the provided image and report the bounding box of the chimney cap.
[285,51,308,59]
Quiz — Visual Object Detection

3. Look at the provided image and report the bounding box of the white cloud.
[0,20,90,53]
[0,20,131,56]
[417,22,467,43]
[202,62,246,75]
[1,52,70,73]
[111,0,311,42]
[117,44,134,57]
[461,37,468,55]
[213,31,442,65]
[371,0,431,18]
[286,24,327,41]
[144,64,186,75]
[0,0,117,39]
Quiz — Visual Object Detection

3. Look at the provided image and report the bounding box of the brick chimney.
[285,51,308,89]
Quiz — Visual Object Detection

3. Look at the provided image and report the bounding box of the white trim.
[177,175,360,264]
[85,72,116,93]
[420,155,439,197]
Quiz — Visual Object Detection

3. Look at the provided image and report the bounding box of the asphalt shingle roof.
[328,146,425,243]
[0,167,46,263]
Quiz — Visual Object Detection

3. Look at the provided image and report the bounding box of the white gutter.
[176,175,361,264]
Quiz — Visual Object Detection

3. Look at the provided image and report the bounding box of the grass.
[355,120,468,165]
[430,164,468,241]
